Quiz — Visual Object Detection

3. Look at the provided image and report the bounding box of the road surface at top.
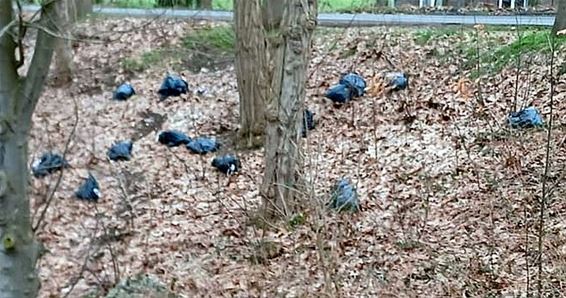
[22,4,555,27]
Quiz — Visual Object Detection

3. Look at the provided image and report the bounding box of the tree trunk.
[554,0,566,34]
[72,0,93,20]
[200,0,212,9]
[234,0,268,148]
[0,0,60,296]
[53,0,92,87]
[260,0,317,218]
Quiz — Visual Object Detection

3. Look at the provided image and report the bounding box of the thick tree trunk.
[53,0,92,87]
[260,0,317,218]
[554,0,566,34]
[234,0,268,148]
[0,1,60,296]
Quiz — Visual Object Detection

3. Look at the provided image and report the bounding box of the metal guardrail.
[20,4,555,27]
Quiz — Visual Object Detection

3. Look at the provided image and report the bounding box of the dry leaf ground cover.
[27,17,566,297]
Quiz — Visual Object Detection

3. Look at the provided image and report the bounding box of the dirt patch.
[130,111,167,141]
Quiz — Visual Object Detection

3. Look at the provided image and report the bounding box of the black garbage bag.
[385,72,408,91]
[113,83,135,100]
[186,137,220,154]
[507,106,543,128]
[75,173,101,202]
[301,109,315,138]
[325,72,366,104]
[157,130,191,147]
[31,152,69,178]
[325,84,354,103]
[158,74,188,100]
[107,140,133,161]
[329,178,359,212]
[212,154,241,175]
[339,73,366,97]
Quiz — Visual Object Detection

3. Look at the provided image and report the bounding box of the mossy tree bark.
[0,0,60,296]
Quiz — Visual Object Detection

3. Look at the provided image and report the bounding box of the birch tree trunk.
[234,0,268,148]
[0,0,60,296]
[554,0,566,34]
[261,0,317,218]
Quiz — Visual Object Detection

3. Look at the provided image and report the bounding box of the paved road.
[22,4,555,27]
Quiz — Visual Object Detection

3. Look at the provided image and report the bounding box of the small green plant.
[288,212,307,229]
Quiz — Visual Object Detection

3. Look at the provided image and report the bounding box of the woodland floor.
[26,17,566,298]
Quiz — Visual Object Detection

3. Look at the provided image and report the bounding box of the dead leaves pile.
[28,19,566,298]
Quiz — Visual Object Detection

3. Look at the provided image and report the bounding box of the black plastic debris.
[113,83,135,100]
[325,84,353,103]
[325,72,366,104]
[212,154,241,175]
[507,106,543,128]
[329,178,359,212]
[301,109,315,138]
[157,74,188,100]
[339,73,366,97]
[186,137,220,154]
[385,72,408,91]
[75,173,101,202]
[157,130,191,147]
[107,140,133,161]
[31,152,69,178]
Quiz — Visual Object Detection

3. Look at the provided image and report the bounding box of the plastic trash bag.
[301,109,315,138]
[339,73,366,97]
[385,72,408,91]
[158,74,188,100]
[157,130,191,147]
[329,178,359,212]
[107,140,133,161]
[186,137,220,154]
[325,72,366,104]
[507,106,543,128]
[75,173,101,202]
[113,83,135,100]
[31,152,69,178]
[212,154,241,175]
[325,84,353,103]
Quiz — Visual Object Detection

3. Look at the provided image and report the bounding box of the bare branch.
[19,1,60,124]
[0,19,15,40]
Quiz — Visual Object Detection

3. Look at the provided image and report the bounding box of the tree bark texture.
[53,0,73,86]
[261,0,317,217]
[0,1,60,296]
[554,0,566,33]
[53,0,92,87]
[234,0,268,148]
